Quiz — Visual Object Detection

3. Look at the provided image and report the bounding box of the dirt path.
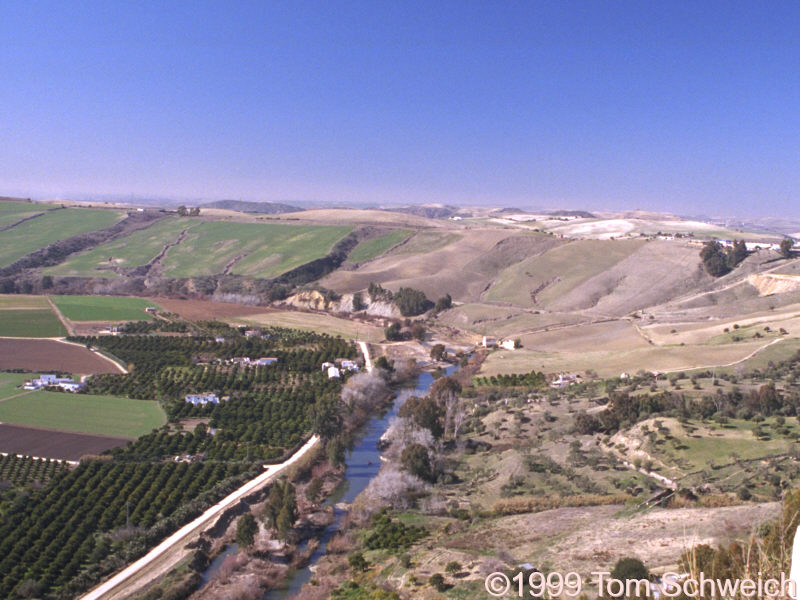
[658,337,783,374]
[0,390,34,403]
[46,295,75,336]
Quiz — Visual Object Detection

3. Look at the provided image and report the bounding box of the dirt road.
[80,434,320,600]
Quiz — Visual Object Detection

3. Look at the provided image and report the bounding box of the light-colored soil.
[321,228,522,301]
[149,298,269,320]
[440,502,779,577]
[231,310,385,342]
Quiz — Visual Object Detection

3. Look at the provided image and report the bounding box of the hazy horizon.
[2,2,799,218]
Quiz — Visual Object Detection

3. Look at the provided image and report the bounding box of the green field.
[0,373,31,401]
[0,309,66,337]
[160,221,352,277]
[0,208,124,267]
[45,217,195,278]
[0,200,47,228]
[389,231,462,255]
[0,391,166,438]
[348,229,412,262]
[52,295,161,322]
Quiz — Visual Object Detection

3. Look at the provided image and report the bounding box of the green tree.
[305,477,323,504]
[348,551,369,571]
[430,343,446,361]
[312,396,343,439]
[236,513,257,548]
[385,322,403,341]
[398,396,444,438]
[401,443,435,482]
[610,557,649,586]
[781,238,794,258]
[326,436,346,468]
[434,294,452,313]
[700,241,730,277]
[429,573,447,592]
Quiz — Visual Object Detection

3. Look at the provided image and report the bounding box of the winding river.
[263,366,453,599]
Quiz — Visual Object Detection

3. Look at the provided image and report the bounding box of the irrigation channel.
[199,366,456,598]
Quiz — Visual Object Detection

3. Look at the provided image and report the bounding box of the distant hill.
[383,205,458,219]
[547,209,596,218]
[200,200,303,214]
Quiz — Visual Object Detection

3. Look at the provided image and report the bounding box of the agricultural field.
[0,423,131,461]
[52,294,161,321]
[234,310,385,342]
[480,335,783,378]
[0,338,124,374]
[159,221,352,277]
[0,454,69,487]
[0,200,48,228]
[0,294,50,309]
[348,229,412,262]
[0,207,124,267]
[0,308,66,337]
[43,217,196,277]
[0,391,166,438]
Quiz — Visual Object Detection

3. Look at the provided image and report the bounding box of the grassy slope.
[44,218,196,277]
[484,239,643,307]
[348,229,412,262]
[0,309,66,337]
[52,295,161,321]
[0,201,46,228]
[160,221,352,277]
[0,208,124,267]
[0,392,166,438]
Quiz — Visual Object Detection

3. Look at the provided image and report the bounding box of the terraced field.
[52,295,161,321]
[0,208,124,267]
[160,221,352,277]
[44,217,195,277]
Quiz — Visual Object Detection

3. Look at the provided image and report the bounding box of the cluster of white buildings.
[321,359,360,379]
[184,392,224,406]
[229,356,278,367]
[23,374,84,392]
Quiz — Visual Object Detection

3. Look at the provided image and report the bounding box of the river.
[263,366,453,599]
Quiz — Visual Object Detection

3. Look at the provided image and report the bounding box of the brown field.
[149,297,270,321]
[232,310,385,342]
[260,208,449,228]
[0,338,123,374]
[0,423,130,460]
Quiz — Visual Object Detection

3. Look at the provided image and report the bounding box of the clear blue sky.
[1,1,798,216]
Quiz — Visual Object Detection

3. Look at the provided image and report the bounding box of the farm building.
[185,393,220,406]
[23,374,84,392]
[340,359,359,372]
[499,339,516,350]
[327,366,341,379]
[253,357,278,366]
[481,336,497,347]
[321,361,334,371]
[550,373,580,388]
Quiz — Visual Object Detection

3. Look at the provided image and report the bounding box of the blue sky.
[1,1,798,216]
